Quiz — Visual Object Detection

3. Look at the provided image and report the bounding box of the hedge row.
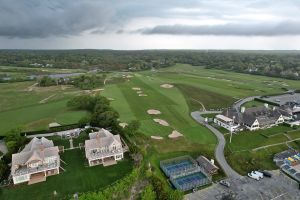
[20,123,80,136]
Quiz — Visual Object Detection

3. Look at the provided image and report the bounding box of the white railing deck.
[13,161,58,176]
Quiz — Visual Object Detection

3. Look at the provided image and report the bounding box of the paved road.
[191,111,242,179]
[232,96,260,110]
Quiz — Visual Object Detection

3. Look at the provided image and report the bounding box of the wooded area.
[0,50,300,79]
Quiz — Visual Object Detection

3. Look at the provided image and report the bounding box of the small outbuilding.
[196,155,219,175]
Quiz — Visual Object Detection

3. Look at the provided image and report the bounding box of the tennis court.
[160,155,212,191]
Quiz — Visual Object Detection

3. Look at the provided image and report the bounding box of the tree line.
[1,50,300,80]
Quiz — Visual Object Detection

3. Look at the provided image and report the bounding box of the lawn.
[0,99,87,135]
[1,149,133,200]
[225,144,288,175]
[0,82,87,135]
[242,100,264,108]
[226,128,291,152]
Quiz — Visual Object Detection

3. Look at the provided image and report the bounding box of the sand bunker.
[132,87,141,91]
[119,122,128,128]
[139,94,148,97]
[168,130,183,139]
[151,136,163,140]
[153,119,169,126]
[137,91,143,94]
[147,109,161,115]
[160,84,174,89]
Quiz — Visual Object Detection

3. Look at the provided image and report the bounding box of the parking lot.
[186,170,300,200]
[258,93,300,106]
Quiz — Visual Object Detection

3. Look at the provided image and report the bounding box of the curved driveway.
[191,111,242,179]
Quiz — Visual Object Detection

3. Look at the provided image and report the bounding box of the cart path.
[191,111,242,179]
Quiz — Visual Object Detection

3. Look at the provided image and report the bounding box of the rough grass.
[1,149,133,200]
[176,84,235,111]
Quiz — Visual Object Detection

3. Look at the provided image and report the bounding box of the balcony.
[14,160,58,176]
[89,148,124,160]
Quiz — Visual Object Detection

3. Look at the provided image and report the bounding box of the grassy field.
[242,100,264,108]
[101,64,300,175]
[1,149,133,200]
[0,82,88,135]
[226,125,293,152]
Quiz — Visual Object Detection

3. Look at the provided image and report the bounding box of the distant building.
[196,156,219,175]
[85,129,125,167]
[11,137,60,185]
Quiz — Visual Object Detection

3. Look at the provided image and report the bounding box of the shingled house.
[85,129,125,167]
[217,104,284,131]
[11,137,60,185]
[196,156,219,175]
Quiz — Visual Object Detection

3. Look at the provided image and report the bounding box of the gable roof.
[11,146,59,174]
[196,156,218,173]
[22,137,54,153]
[85,129,122,153]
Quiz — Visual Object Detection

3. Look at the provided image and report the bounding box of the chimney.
[96,133,100,144]
[210,159,215,165]
[40,144,45,162]
[264,103,269,108]
[241,107,245,113]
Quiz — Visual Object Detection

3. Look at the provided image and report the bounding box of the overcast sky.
[0,0,300,50]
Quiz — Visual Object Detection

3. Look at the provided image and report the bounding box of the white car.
[248,172,260,181]
[252,171,264,179]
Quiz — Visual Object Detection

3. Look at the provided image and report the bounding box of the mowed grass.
[102,74,216,145]
[0,82,87,135]
[1,149,133,200]
[226,126,293,152]
[157,64,300,98]
[0,99,87,134]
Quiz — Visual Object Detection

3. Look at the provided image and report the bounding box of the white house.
[85,129,125,167]
[214,114,240,132]
[11,137,60,185]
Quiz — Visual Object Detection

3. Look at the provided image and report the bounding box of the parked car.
[252,171,264,179]
[259,170,272,178]
[219,180,230,187]
[248,172,260,181]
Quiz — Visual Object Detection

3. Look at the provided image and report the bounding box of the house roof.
[21,137,54,153]
[242,106,282,126]
[196,156,218,173]
[215,114,233,122]
[85,129,122,158]
[11,146,59,174]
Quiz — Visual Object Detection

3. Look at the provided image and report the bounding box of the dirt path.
[39,94,56,103]
[190,98,206,111]
[252,137,300,151]
[28,82,38,91]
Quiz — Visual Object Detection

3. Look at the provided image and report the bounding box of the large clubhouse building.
[85,128,125,167]
[11,137,60,185]
[214,104,285,132]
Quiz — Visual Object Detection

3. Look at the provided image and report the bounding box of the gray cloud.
[137,21,300,36]
[0,0,115,38]
[0,0,299,38]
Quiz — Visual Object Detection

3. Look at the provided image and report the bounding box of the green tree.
[141,185,156,200]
